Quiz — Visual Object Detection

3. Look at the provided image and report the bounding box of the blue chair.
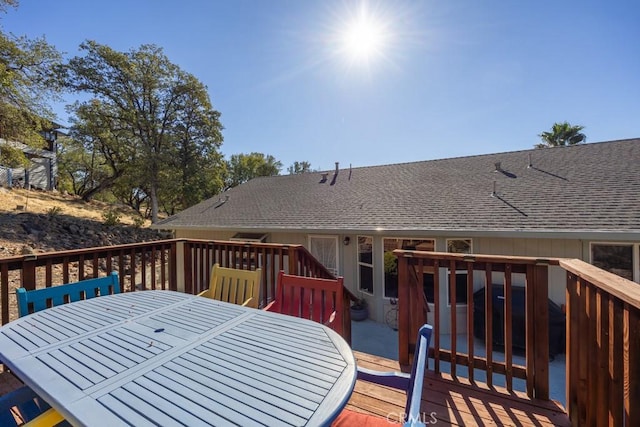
[10,273,120,425]
[0,385,65,426]
[332,324,433,427]
[16,272,120,317]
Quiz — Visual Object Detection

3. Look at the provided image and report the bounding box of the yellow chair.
[198,263,262,309]
[23,408,66,426]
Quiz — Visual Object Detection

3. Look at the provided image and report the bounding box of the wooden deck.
[348,351,570,426]
[2,354,570,426]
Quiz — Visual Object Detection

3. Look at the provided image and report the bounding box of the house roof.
[154,138,640,239]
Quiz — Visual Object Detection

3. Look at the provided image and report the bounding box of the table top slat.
[0,290,356,427]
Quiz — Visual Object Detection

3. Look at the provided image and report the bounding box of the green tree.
[225,152,282,189]
[287,160,313,175]
[536,122,586,148]
[60,100,131,201]
[63,41,224,222]
[0,0,63,164]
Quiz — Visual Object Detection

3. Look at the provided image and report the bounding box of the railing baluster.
[577,277,588,425]
[485,262,493,389]
[504,263,513,392]
[624,303,640,425]
[466,261,474,382]
[609,296,623,426]
[595,287,608,426]
[1,263,8,325]
[449,259,457,379]
[586,281,597,425]
[433,259,440,374]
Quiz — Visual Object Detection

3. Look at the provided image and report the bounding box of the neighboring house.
[154,138,640,330]
[0,124,63,191]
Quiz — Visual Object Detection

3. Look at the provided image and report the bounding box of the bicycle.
[385,298,398,331]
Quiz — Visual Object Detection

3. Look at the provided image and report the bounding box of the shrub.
[132,216,145,228]
[47,206,63,217]
[384,251,398,276]
[102,210,121,226]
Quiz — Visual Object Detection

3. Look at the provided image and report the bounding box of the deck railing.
[560,259,640,426]
[0,239,354,343]
[395,249,640,426]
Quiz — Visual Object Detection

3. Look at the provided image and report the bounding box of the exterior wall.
[173,228,636,334]
[28,157,52,190]
[0,138,57,190]
[175,229,236,240]
[313,233,583,334]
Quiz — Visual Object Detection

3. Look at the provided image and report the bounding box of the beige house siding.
[173,228,634,333]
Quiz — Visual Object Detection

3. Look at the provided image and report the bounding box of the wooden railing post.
[182,241,193,295]
[398,253,410,365]
[173,240,183,292]
[531,263,550,400]
[21,256,37,290]
[288,246,298,275]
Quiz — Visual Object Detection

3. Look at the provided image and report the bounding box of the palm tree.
[536,122,586,148]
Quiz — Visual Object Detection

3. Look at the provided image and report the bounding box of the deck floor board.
[349,351,570,426]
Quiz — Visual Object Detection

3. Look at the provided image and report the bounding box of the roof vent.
[527,153,532,168]
[320,173,329,183]
[494,162,502,172]
[213,195,229,209]
[330,162,339,185]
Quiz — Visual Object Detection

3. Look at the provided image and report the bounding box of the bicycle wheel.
[385,306,398,331]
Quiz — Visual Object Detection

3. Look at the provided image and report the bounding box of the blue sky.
[3,1,639,171]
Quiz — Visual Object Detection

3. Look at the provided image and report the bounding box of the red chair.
[264,271,344,336]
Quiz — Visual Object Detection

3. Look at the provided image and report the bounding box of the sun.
[337,2,391,66]
[343,14,385,61]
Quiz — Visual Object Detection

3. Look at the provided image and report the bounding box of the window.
[591,243,634,281]
[358,236,373,294]
[447,239,473,305]
[383,238,435,299]
[309,236,338,276]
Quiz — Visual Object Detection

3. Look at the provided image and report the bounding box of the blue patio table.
[0,290,356,426]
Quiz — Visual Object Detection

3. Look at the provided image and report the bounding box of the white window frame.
[308,235,339,276]
[357,235,374,295]
[446,238,474,306]
[589,241,639,283]
[382,237,436,299]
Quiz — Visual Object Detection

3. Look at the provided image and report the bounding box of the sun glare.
[337,2,391,67]
[344,15,384,60]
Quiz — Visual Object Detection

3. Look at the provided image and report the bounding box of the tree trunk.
[150,183,159,223]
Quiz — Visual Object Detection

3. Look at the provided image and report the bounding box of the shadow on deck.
[349,351,570,426]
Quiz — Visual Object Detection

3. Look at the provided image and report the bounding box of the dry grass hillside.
[0,187,145,224]
[0,187,164,257]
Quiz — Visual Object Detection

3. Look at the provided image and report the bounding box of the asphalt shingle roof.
[155,138,640,237]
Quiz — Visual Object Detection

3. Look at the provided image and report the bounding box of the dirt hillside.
[0,187,165,257]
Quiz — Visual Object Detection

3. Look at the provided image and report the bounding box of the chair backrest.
[16,272,120,317]
[271,271,344,334]
[404,324,433,424]
[337,324,433,426]
[200,263,262,309]
[0,385,52,427]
